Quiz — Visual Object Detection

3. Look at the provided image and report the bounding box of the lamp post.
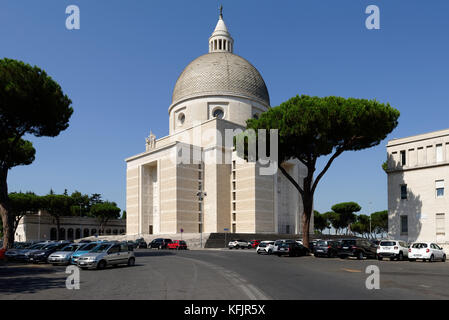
[196,191,207,248]
[79,203,82,240]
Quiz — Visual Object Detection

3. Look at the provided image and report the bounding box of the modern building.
[386,128,449,250]
[15,210,126,242]
[125,11,308,237]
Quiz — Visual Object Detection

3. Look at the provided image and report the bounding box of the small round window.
[178,113,185,125]
[212,108,224,119]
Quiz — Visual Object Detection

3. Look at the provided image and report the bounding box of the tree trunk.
[301,194,313,249]
[0,166,14,249]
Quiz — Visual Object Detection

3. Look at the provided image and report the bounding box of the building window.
[232,202,236,211]
[198,224,202,233]
[232,181,236,190]
[400,216,408,234]
[232,160,236,170]
[400,150,406,166]
[198,182,202,191]
[232,223,236,233]
[232,212,236,221]
[401,184,407,199]
[212,108,224,119]
[436,180,444,198]
[286,225,290,234]
[149,225,153,235]
[232,171,236,180]
[436,213,445,236]
[198,202,202,212]
[232,192,236,201]
[198,171,202,180]
[436,144,443,162]
[177,112,185,126]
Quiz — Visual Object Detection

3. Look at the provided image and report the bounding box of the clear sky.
[1,0,448,215]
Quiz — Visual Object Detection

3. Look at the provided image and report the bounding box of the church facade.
[125,11,308,236]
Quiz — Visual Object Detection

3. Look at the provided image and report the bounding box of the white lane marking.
[179,256,270,300]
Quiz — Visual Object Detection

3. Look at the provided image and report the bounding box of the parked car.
[48,243,84,265]
[248,240,261,249]
[0,248,6,260]
[313,240,340,258]
[276,242,310,257]
[377,240,409,261]
[167,240,188,250]
[256,241,275,254]
[77,242,135,269]
[272,239,296,254]
[79,240,92,243]
[71,242,101,265]
[408,242,446,262]
[228,240,249,249]
[149,238,173,249]
[135,238,148,249]
[338,239,378,260]
[28,242,69,263]
[14,243,48,262]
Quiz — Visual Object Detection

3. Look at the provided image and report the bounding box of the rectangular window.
[232,181,236,190]
[232,160,236,170]
[401,184,407,199]
[198,202,202,212]
[436,213,445,236]
[232,192,236,201]
[232,212,236,221]
[198,171,202,180]
[199,224,202,233]
[400,216,408,234]
[436,180,444,198]
[436,144,443,163]
[400,150,406,166]
[232,171,236,180]
[232,202,236,211]
[286,225,290,234]
[232,223,236,233]
[198,213,202,222]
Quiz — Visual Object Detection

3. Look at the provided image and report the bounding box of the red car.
[0,248,6,260]
[167,240,188,250]
[248,240,261,249]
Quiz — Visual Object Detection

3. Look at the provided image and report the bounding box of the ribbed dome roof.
[171,52,270,108]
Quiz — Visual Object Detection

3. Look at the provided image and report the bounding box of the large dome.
[171,52,270,108]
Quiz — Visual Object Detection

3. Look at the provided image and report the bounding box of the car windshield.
[316,240,327,246]
[259,243,267,247]
[412,243,428,249]
[380,241,396,246]
[61,245,80,252]
[90,244,111,253]
[29,244,45,250]
[80,243,98,251]
[42,244,57,250]
[341,240,356,246]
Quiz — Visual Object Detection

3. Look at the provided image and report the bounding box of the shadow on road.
[134,250,176,258]
[0,275,66,295]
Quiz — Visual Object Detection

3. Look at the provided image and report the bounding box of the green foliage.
[371,210,388,235]
[331,202,361,233]
[381,161,388,173]
[0,58,73,140]
[121,210,127,220]
[0,138,35,169]
[313,210,329,233]
[90,201,121,231]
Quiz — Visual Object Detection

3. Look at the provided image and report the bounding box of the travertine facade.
[125,12,308,238]
[387,128,449,249]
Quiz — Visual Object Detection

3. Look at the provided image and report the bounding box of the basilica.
[125,11,309,237]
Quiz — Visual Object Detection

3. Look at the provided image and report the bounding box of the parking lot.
[1,248,449,300]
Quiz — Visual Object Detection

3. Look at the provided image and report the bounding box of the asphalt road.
[1,249,449,300]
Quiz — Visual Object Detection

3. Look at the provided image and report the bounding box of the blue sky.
[1,0,448,215]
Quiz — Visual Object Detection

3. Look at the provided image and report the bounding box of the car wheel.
[398,252,404,261]
[357,252,364,260]
[389,257,394,261]
[429,255,435,263]
[235,245,240,249]
[127,257,135,267]
[442,255,446,262]
[339,255,346,259]
[97,260,106,270]
[268,249,272,255]
[377,255,383,261]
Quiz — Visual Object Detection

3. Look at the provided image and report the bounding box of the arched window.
[83,229,90,238]
[120,229,125,234]
[67,228,74,240]
[76,228,81,239]
[106,229,111,235]
[113,229,118,235]
[91,229,97,236]
[59,228,66,240]
[50,228,57,240]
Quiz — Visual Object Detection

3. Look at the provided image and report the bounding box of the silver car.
[77,242,135,270]
[48,243,83,265]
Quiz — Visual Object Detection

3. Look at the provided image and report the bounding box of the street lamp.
[196,191,207,248]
